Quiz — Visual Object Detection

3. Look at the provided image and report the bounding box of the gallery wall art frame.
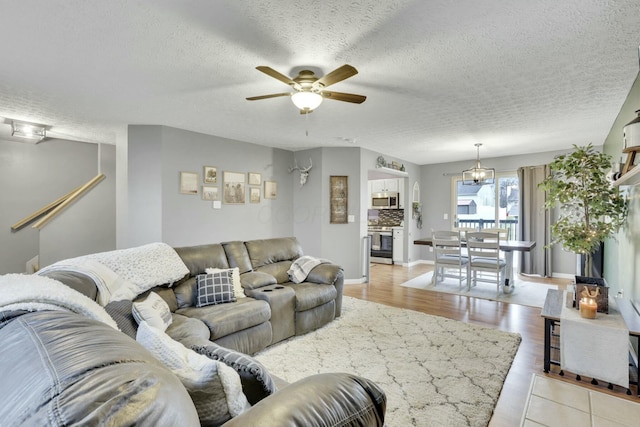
[249,187,261,203]
[223,171,246,204]
[248,172,262,186]
[202,186,219,201]
[203,166,218,184]
[330,175,348,224]
[180,171,199,195]
[264,180,277,199]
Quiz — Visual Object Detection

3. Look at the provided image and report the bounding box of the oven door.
[370,232,393,264]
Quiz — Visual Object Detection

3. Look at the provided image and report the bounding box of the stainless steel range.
[368,226,394,264]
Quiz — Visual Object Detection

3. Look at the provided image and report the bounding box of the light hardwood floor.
[343,263,638,427]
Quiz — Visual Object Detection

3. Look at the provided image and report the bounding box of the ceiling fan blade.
[321,90,366,104]
[255,66,302,90]
[314,64,358,88]
[246,92,291,101]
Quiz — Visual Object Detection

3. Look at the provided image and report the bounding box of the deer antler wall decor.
[289,158,313,187]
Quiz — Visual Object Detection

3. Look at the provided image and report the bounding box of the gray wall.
[418,149,579,276]
[0,139,115,272]
[603,71,640,303]
[127,125,295,247]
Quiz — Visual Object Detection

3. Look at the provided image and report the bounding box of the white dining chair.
[432,230,468,290]
[466,231,507,294]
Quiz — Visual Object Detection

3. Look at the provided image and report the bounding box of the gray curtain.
[518,165,552,276]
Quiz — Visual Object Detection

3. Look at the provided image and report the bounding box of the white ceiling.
[0,0,638,165]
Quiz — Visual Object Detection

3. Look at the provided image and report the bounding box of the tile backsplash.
[369,209,404,226]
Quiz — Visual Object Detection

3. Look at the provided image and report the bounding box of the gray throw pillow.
[192,343,276,405]
[104,300,138,339]
[195,271,236,307]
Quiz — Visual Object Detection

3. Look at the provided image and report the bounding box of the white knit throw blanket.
[39,242,190,303]
[0,273,118,329]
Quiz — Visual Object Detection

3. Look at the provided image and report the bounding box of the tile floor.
[520,374,640,427]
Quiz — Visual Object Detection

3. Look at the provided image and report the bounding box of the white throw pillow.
[132,292,173,331]
[206,267,243,298]
[136,321,250,423]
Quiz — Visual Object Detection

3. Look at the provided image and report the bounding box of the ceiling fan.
[246,64,366,114]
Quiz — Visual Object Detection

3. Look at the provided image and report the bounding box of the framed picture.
[180,171,199,195]
[202,186,219,201]
[203,166,218,184]
[330,176,348,224]
[264,180,277,199]
[249,187,261,203]
[248,172,262,186]
[223,171,246,204]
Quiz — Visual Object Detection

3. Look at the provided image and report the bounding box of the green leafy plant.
[539,144,627,276]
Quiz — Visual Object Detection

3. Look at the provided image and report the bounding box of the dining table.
[413,237,536,290]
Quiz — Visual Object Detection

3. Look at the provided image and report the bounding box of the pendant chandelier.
[462,143,495,185]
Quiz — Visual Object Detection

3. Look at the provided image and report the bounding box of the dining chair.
[432,230,468,290]
[466,231,507,294]
[482,227,510,240]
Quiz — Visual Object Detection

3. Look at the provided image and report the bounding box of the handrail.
[11,183,85,231]
[30,174,105,230]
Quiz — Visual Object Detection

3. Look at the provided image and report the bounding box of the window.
[451,173,519,239]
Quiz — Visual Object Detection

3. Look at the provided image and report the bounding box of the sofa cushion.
[177,298,271,341]
[244,237,303,269]
[222,241,253,274]
[206,267,243,298]
[288,283,338,312]
[136,321,251,425]
[173,277,197,309]
[196,272,237,307]
[240,271,277,290]
[254,261,292,284]
[132,292,173,331]
[174,244,229,279]
[165,313,211,347]
[192,343,277,405]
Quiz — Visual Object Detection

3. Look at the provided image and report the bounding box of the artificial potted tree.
[539,144,627,278]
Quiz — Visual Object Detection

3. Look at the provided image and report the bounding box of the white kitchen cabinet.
[370,179,399,193]
[398,178,405,208]
[393,227,404,264]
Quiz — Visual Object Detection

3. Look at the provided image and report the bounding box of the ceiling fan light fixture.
[291,91,323,112]
[462,143,495,185]
[11,120,47,142]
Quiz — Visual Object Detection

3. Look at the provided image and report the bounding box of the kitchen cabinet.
[393,227,404,264]
[370,179,399,193]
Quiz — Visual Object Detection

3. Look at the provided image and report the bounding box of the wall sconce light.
[462,143,495,185]
[11,120,47,142]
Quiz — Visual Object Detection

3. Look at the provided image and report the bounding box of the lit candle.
[579,297,597,319]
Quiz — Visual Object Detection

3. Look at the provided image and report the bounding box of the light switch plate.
[348,215,355,222]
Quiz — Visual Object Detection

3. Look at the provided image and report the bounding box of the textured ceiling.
[0,0,638,165]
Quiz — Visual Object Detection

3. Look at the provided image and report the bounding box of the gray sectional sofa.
[0,237,385,426]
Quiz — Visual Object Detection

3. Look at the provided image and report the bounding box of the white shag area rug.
[254,296,521,427]
[401,271,558,309]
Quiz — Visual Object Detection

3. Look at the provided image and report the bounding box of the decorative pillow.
[205,267,243,298]
[196,271,236,307]
[136,321,250,424]
[104,299,138,339]
[132,292,173,331]
[192,343,276,405]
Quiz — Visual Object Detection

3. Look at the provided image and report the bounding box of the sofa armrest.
[240,271,277,290]
[306,263,342,286]
[306,264,344,317]
[222,373,386,427]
